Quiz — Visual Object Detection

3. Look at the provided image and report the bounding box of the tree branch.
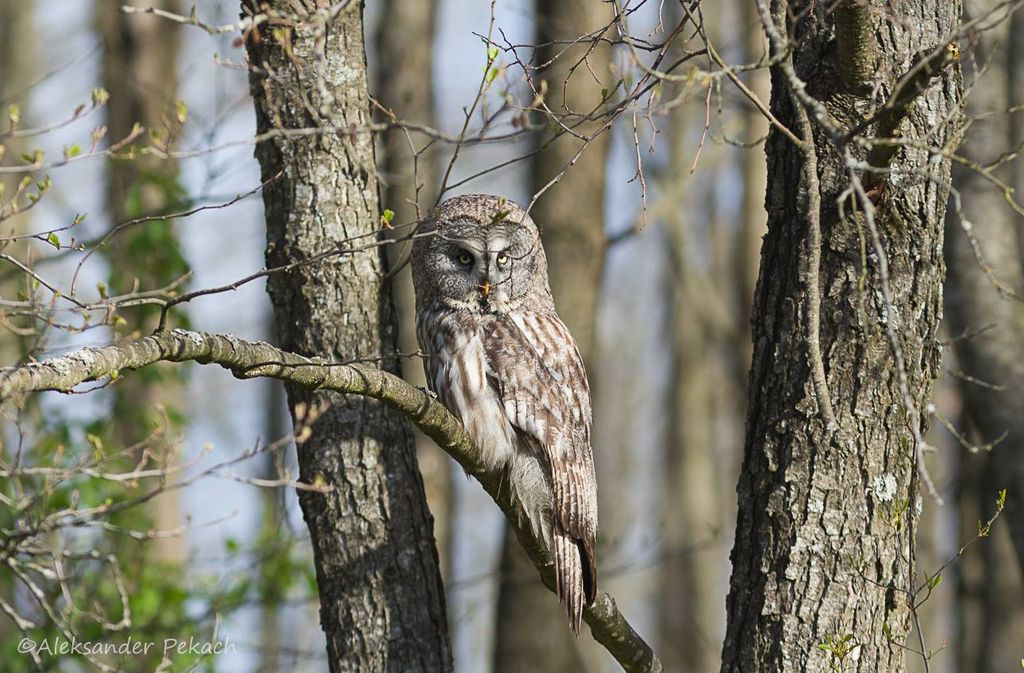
[0,328,663,673]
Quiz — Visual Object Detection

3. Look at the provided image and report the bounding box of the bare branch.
[0,329,663,673]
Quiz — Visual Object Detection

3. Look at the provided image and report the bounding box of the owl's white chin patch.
[481,293,512,314]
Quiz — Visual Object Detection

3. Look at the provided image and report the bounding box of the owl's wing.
[482,311,597,633]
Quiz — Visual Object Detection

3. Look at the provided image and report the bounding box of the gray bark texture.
[721,1,962,671]
[493,0,612,669]
[242,3,451,671]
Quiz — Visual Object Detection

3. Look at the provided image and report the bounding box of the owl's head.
[411,194,554,313]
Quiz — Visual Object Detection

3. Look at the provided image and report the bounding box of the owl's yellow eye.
[496,252,510,266]
[456,251,473,266]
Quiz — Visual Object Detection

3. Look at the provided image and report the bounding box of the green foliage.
[1,412,317,673]
[818,632,858,672]
[174,99,189,124]
[91,87,110,106]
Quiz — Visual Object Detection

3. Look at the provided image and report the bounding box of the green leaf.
[63,143,82,159]
[73,212,88,225]
[487,46,499,61]
[47,232,60,249]
[96,281,108,299]
[8,103,20,125]
[175,99,189,124]
[381,208,395,226]
[92,87,110,106]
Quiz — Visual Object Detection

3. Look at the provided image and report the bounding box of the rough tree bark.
[721,1,962,671]
[242,3,451,670]
[493,1,612,670]
[373,0,452,578]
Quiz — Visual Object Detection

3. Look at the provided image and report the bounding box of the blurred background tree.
[1,1,1022,672]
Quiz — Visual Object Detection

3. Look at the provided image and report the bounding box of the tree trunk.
[736,0,770,390]
[492,1,612,670]
[658,6,726,668]
[944,0,1024,581]
[944,4,1024,669]
[955,444,1024,673]
[374,0,452,579]
[0,0,36,647]
[95,0,187,565]
[721,1,961,671]
[258,379,288,673]
[661,204,721,673]
[244,3,451,671]
[0,0,35,203]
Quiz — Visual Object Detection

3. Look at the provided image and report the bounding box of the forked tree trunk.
[244,3,451,671]
[721,1,961,670]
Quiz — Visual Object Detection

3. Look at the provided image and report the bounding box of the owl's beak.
[480,280,492,298]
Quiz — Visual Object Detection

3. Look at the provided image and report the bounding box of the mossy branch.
[0,328,662,673]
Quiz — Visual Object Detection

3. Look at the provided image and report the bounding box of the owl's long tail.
[554,528,597,636]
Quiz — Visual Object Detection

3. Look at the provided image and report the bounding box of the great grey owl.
[411,194,597,633]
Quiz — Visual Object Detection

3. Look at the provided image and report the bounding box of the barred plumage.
[411,194,598,634]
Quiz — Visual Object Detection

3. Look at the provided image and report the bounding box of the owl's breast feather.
[427,320,515,471]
